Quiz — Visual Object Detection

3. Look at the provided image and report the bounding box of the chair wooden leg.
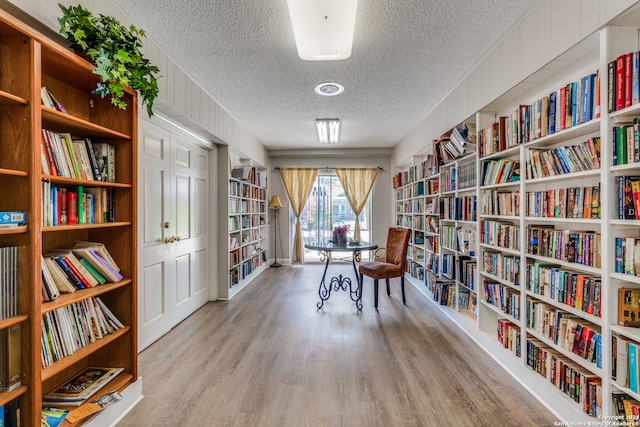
[401,276,406,304]
[374,279,379,308]
[386,278,390,296]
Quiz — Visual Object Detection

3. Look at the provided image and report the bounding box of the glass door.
[297,174,372,262]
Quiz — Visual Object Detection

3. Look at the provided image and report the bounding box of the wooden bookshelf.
[0,8,138,426]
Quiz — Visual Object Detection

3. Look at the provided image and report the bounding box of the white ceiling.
[112,0,541,151]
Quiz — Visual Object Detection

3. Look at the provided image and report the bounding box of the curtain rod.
[273,166,384,171]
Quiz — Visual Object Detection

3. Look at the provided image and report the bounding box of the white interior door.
[138,119,210,351]
[138,120,173,350]
[171,136,210,324]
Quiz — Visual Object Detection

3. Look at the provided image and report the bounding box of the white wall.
[393,0,639,166]
[270,149,393,262]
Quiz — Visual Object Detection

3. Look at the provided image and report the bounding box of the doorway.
[298,174,372,262]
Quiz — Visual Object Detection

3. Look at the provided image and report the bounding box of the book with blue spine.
[629,342,639,392]
[0,212,25,225]
[580,73,595,123]
[549,91,557,134]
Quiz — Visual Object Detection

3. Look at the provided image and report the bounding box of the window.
[296,173,372,262]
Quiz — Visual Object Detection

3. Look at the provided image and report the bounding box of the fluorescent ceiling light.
[286,0,358,61]
[316,119,340,144]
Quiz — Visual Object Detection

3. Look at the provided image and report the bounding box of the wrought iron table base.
[316,250,362,311]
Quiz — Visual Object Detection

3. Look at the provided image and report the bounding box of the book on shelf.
[0,246,18,321]
[0,212,25,226]
[41,408,69,427]
[619,288,640,328]
[92,143,116,183]
[40,86,68,114]
[0,323,21,392]
[43,366,124,407]
[614,237,640,276]
[71,246,123,283]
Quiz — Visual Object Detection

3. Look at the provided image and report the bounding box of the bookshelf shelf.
[479,181,521,190]
[523,216,601,224]
[0,90,27,106]
[525,291,603,326]
[0,168,29,177]
[480,300,521,325]
[42,222,132,232]
[0,385,28,405]
[523,119,600,149]
[480,271,519,291]
[480,243,520,256]
[525,253,602,275]
[41,280,132,314]
[0,9,140,425]
[612,272,640,284]
[0,314,29,330]
[524,168,601,184]
[611,325,640,343]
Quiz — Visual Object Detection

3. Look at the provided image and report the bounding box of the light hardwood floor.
[119,264,559,426]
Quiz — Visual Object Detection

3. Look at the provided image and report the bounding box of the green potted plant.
[57,3,159,117]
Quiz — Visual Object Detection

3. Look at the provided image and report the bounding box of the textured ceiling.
[112,0,541,151]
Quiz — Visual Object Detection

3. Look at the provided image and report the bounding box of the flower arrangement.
[333,222,350,245]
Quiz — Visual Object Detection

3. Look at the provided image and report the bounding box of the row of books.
[241,184,266,200]
[481,190,520,217]
[41,129,115,182]
[42,183,116,226]
[41,242,123,302]
[497,319,521,357]
[465,267,483,294]
[526,300,602,365]
[525,185,600,219]
[481,159,520,186]
[441,253,455,280]
[432,281,455,307]
[615,237,640,277]
[239,253,266,280]
[612,119,640,165]
[483,280,520,319]
[526,262,602,318]
[613,335,640,394]
[526,338,602,417]
[617,176,640,220]
[478,70,600,157]
[482,252,520,285]
[480,220,520,251]
[392,155,440,189]
[527,226,602,268]
[526,137,601,180]
[439,195,476,222]
[612,392,640,424]
[440,166,455,192]
[608,51,640,112]
[458,160,477,190]
[0,246,18,321]
[41,296,124,368]
[230,166,267,188]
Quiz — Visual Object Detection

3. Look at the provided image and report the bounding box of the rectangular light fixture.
[286,0,358,61]
[316,119,340,144]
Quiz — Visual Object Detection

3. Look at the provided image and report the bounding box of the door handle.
[164,236,173,244]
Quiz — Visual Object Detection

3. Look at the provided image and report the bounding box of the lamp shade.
[269,195,284,208]
[286,0,358,61]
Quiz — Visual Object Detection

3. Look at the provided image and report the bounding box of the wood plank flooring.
[119,264,558,426]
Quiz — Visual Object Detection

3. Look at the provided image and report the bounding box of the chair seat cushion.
[359,261,403,279]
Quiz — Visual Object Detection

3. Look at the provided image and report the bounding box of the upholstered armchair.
[358,227,411,308]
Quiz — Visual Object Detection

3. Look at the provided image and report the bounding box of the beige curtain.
[279,168,318,263]
[335,168,378,242]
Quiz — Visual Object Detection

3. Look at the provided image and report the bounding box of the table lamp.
[269,195,284,267]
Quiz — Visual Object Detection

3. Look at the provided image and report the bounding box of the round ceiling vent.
[314,82,344,96]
